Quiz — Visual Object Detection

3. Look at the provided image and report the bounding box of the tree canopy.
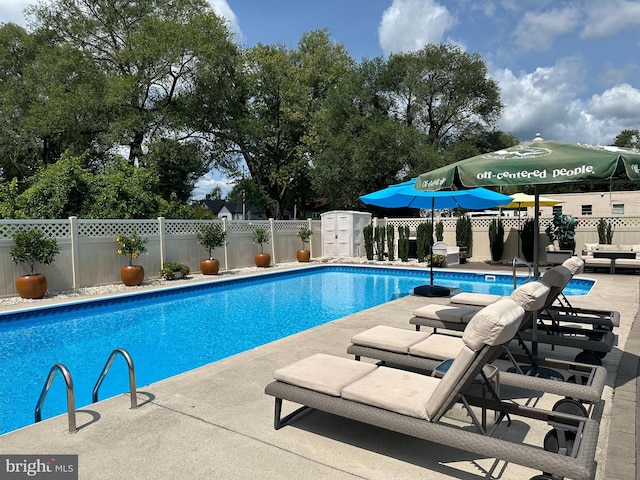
[7,1,628,220]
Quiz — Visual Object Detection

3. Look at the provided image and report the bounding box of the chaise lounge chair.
[347,280,608,407]
[409,265,617,364]
[451,257,619,330]
[265,298,600,480]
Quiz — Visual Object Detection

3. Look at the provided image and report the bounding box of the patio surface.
[0,260,637,479]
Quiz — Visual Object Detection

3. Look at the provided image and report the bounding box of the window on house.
[552,206,562,214]
[581,205,592,215]
[612,203,624,214]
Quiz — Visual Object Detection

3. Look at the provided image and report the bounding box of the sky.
[2,0,640,199]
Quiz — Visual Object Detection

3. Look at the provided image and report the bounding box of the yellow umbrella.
[504,192,563,208]
[506,193,563,258]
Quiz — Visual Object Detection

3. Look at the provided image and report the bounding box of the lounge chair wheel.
[543,428,576,455]
[573,351,602,366]
[552,398,587,417]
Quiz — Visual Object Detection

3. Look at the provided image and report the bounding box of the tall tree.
[26,0,240,166]
[383,44,503,146]
[198,29,355,218]
[614,129,640,148]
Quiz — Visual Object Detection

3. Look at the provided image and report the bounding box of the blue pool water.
[0,265,593,435]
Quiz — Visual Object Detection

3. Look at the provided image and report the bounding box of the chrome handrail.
[92,348,137,409]
[512,257,533,289]
[34,363,77,433]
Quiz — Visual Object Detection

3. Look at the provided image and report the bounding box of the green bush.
[427,254,447,267]
[159,262,190,280]
[386,225,395,261]
[416,222,433,263]
[398,225,409,262]
[375,226,386,261]
[488,218,505,261]
[435,221,444,241]
[597,218,614,244]
[545,211,578,252]
[456,215,473,257]
[363,224,374,260]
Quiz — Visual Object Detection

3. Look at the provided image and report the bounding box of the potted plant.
[9,228,60,299]
[545,211,578,253]
[488,218,505,262]
[196,223,226,275]
[296,225,313,262]
[253,228,270,267]
[159,262,190,280]
[116,232,148,286]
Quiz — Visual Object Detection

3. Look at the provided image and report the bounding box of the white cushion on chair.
[273,353,376,396]
[351,326,430,353]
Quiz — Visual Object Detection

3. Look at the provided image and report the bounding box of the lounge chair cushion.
[412,304,477,323]
[562,256,584,274]
[351,326,431,353]
[462,297,525,350]
[273,353,376,396]
[341,366,441,419]
[450,292,500,307]
[510,281,550,311]
[409,334,464,360]
[540,266,572,289]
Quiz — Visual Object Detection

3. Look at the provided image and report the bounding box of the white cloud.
[378,0,457,55]
[581,0,640,38]
[513,7,580,51]
[493,58,640,145]
[192,170,234,200]
[208,0,244,43]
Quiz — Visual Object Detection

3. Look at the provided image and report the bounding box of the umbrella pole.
[532,186,541,358]
[430,198,434,286]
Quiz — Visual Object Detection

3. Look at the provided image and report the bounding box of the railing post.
[69,216,79,289]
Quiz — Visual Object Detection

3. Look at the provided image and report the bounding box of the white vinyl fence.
[0,217,321,297]
[2,214,639,298]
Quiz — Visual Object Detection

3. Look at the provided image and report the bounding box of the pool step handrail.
[512,256,533,289]
[92,348,138,409]
[34,363,77,433]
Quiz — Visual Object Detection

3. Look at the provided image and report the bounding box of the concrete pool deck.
[0,261,637,479]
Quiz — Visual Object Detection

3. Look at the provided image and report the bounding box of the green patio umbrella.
[416,134,640,274]
[415,134,640,358]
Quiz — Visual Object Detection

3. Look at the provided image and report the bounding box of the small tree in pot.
[197,223,226,274]
[253,228,270,267]
[488,218,505,262]
[545,212,578,253]
[296,225,313,262]
[10,228,60,299]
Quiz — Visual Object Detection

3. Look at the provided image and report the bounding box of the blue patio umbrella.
[360,181,511,296]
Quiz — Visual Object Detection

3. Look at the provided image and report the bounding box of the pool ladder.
[34,348,138,433]
[512,256,533,288]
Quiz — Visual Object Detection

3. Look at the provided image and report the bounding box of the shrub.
[416,222,433,263]
[375,226,386,261]
[435,221,444,241]
[363,224,374,260]
[398,225,410,262]
[545,211,578,252]
[456,215,473,257]
[427,253,447,267]
[597,218,614,244]
[252,228,269,254]
[520,218,536,262]
[488,218,505,261]
[296,226,313,249]
[159,262,190,280]
[386,225,395,261]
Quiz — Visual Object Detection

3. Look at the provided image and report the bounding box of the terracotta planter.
[200,259,220,275]
[254,253,271,268]
[120,265,145,286]
[296,250,311,262]
[15,274,47,299]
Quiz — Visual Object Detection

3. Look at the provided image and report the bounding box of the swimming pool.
[0,265,593,435]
